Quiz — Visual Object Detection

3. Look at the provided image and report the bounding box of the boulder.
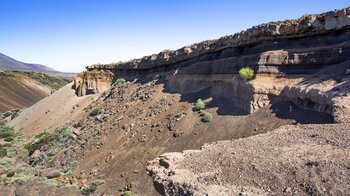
[40,168,61,179]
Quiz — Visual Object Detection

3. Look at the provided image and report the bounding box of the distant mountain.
[0,53,76,80]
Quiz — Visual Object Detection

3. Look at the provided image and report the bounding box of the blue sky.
[1,0,349,72]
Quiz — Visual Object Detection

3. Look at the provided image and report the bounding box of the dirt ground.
[148,123,350,195]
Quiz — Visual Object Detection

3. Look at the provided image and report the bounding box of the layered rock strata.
[85,7,350,71]
[74,7,350,122]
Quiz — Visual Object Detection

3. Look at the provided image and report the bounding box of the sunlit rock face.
[74,70,114,96]
[73,7,350,123]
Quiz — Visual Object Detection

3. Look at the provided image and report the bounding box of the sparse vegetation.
[57,126,73,137]
[122,191,134,196]
[173,130,182,138]
[90,107,100,116]
[81,179,105,195]
[195,99,205,110]
[10,108,21,120]
[160,96,167,102]
[300,14,311,20]
[44,179,60,187]
[23,131,59,154]
[0,145,7,158]
[201,111,213,122]
[239,67,254,80]
[114,78,127,88]
[120,182,136,196]
[8,71,68,90]
[0,116,16,142]
[6,170,16,177]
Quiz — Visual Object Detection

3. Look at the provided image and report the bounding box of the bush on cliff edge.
[239,67,254,80]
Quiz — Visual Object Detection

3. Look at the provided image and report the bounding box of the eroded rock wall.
[73,7,350,122]
[85,7,350,71]
[74,70,114,96]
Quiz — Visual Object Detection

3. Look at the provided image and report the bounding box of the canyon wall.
[74,7,350,122]
[84,7,350,72]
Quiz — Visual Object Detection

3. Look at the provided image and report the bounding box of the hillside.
[0,53,76,80]
[148,123,350,195]
[0,71,68,112]
[1,7,350,196]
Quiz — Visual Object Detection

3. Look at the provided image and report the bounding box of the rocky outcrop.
[74,70,114,96]
[85,7,350,71]
[147,124,350,195]
[74,7,350,123]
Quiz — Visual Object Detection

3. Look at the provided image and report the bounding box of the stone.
[284,187,292,193]
[31,149,41,158]
[69,134,77,140]
[73,129,81,136]
[40,168,61,179]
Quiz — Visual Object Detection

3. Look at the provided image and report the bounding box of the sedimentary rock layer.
[74,7,350,123]
[86,7,350,71]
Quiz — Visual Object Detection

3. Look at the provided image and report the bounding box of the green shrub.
[239,67,254,80]
[90,107,100,116]
[92,179,105,186]
[4,137,14,142]
[114,78,126,88]
[44,179,60,187]
[6,170,15,177]
[160,96,167,102]
[6,148,17,158]
[0,132,14,139]
[81,184,97,195]
[13,173,34,185]
[195,99,205,110]
[10,109,21,120]
[23,131,59,153]
[13,130,24,145]
[64,129,73,137]
[201,112,213,122]
[0,145,7,158]
[173,130,181,138]
[81,179,105,195]
[122,191,134,196]
[2,111,12,119]
[300,14,311,20]
[0,159,11,166]
[2,143,12,147]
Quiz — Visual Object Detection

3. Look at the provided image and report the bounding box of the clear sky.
[1,0,349,72]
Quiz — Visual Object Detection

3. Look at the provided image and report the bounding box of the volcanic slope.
[9,82,100,137]
[57,73,333,195]
[0,71,68,112]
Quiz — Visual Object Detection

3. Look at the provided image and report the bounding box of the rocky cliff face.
[84,7,350,72]
[74,70,114,96]
[74,7,350,122]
